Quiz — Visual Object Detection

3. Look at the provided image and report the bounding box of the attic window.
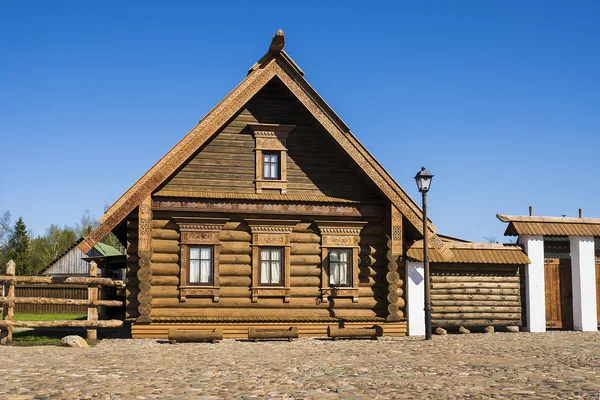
[248,124,295,194]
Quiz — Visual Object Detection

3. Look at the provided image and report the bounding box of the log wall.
[430,263,522,328]
[125,212,140,319]
[136,211,399,321]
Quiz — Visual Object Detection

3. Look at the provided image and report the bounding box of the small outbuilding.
[497,214,600,332]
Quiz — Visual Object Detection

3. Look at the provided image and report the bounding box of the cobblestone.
[1,331,599,399]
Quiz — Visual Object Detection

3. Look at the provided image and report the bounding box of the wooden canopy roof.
[79,30,451,259]
[497,214,600,237]
[406,240,530,265]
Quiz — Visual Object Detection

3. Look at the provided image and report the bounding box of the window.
[328,249,352,287]
[263,153,280,179]
[259,248,283,285]
[189,246,212,285]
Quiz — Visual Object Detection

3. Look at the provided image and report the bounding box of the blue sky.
[1,1,599,242]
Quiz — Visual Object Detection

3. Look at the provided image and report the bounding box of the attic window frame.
[249,124,295,194]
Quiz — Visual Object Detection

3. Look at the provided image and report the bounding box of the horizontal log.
[248,327,298,340]
[431,313,521,320]
[0,320,123,328]
[431,276,520,283]
[151,276,179,286]
[430,288,520,295]
[151,253,179,263]
[431,294,520,301]
[150,286,179,298]
[359,246,382,257]
[290,255,321,265]
[290,265,320,277]
[150,307,378,318]
[432,300,521,307]
[220,276,251,286]
[0,276,124,287]
[289,232,319,243]
[220,264,251,276]
[431,282,520,289]
[432,319,522,327]
[152,219,176,229]
[290,276,320,287]
[431,306,522,313]
[219,231,251,242]
[169,328,223,343]
[150,297,379,309]
[0,297,123,307]
[152,239,180,254]
[328,325,382,339]
[151,263,180,276]
[221,242,252,255]
[358,267,378,278]
[152,229,180,240]
[220,254,251,265]
[290,243,321,255]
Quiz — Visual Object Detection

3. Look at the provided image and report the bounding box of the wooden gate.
[544,258,573,329]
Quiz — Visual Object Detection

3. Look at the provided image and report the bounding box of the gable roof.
[44,237,122,274]
[497,214,600,237]
[79,30,452,259]
[406,239,530,265]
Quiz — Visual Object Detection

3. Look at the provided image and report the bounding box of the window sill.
[255,180,287,194]
[251,287,290,303]
[321,287,359,303]
[180,286,220,303]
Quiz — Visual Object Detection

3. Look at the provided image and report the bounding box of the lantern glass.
[414,167,434,193]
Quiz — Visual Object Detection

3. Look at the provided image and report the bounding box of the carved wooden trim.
[316,221,366,303]
[250,124,295,194]
[391,204,403,256]
[247,219,298,303]
[136,195,153,324]
[175,218,228,303]
[153,199,383,218]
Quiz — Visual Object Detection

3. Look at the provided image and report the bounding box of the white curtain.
[339,250,348,285]
[190,247,201,283]
[330,250,349,286]
[270,249,281,284]
[260,249,270,283]
[263,155,270,178]
[200,247,212,283]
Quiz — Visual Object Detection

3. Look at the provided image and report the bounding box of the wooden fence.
[14,284,88,314]
[0,260,125,344]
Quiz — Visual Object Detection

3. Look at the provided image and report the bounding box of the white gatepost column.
[406,261,425,336]
[569,236,598,331]
[519,235,546,332]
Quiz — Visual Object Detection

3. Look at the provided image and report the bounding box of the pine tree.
[6,217,32,275]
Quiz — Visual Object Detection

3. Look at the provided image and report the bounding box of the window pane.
[270,163,276,178]
[339,251,348,262]
[190,247,200,260]
[270,260,281,284]
[330,261,339,286]
[190,260,200,283]
[200,260,212,283]
[260,260,270,283]
[264,161,270,178]
[271,249,281,261]
[200,247,211,260]
[339,260,348,285]
[330,251,339,261]
[264,155,270,162]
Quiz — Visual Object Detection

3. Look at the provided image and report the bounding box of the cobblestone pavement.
[1,331,599,399]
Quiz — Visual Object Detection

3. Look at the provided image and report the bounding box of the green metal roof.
[93,242,122,257]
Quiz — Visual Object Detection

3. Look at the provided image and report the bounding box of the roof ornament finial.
[269,29,285,53]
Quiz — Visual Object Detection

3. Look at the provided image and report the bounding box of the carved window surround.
[316,221,367,303]
[246,219,299,302]
[174,217,229,303]
[249,124,295,194]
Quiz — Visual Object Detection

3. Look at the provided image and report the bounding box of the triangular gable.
[80,31,452,260]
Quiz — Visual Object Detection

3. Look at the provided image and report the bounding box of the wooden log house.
[76,30,526,338]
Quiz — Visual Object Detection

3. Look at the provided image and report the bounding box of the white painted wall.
[569,236,598,331]
[519,235,546,332]
[406,261,425,336]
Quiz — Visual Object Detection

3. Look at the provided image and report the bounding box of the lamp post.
[414,166,433,340]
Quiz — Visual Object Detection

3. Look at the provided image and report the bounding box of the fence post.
[87,261,98,341]
[1,260,16,344]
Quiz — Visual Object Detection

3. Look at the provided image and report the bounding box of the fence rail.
[0,260,125,344]
[13,284,88,313]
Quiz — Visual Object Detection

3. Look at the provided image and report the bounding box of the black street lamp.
[414,166,434,340]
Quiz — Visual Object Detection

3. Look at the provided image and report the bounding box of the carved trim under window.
[316,221,367,303]
[249,124,295,194]
[246,219,299,302]
[175,217,228,303]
